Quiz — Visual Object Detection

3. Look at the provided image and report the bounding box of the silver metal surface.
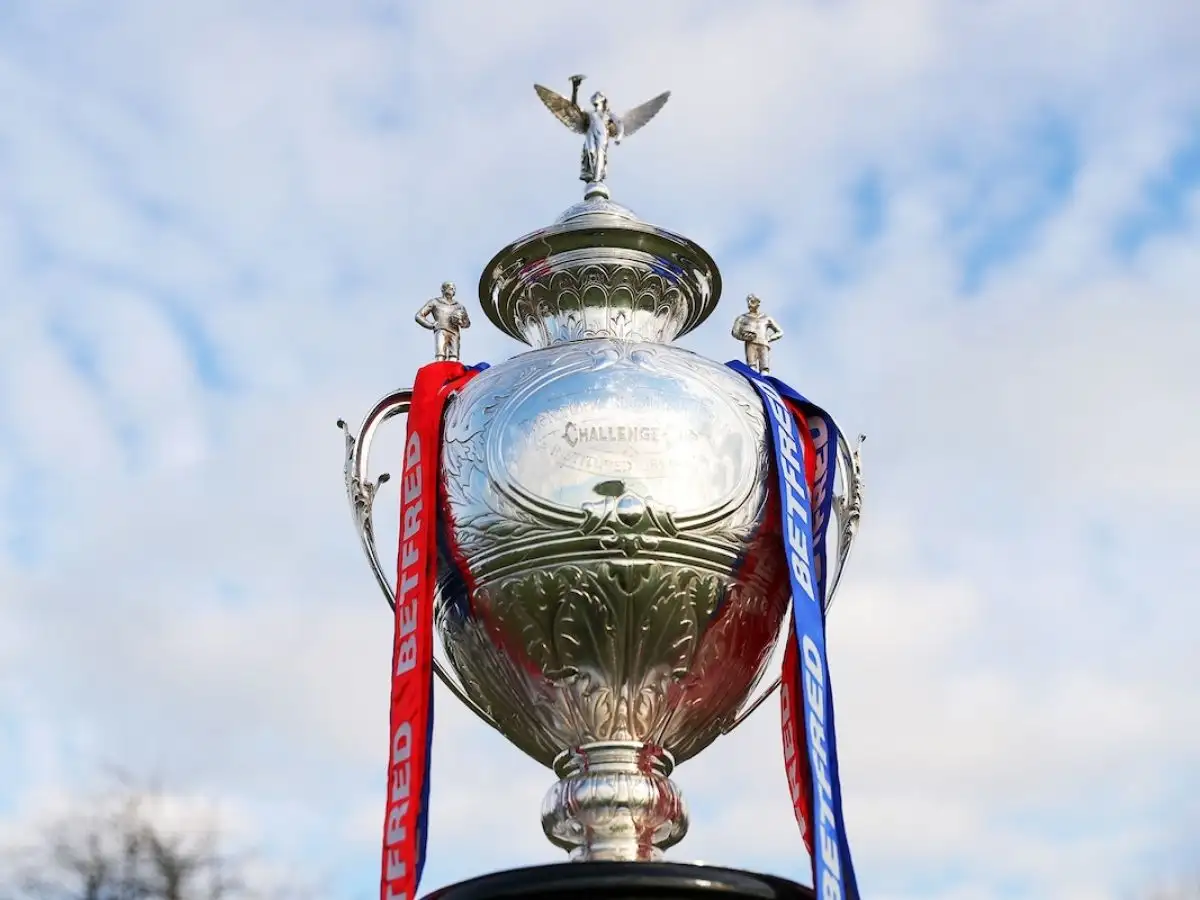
[433,336,785,860]
[535,75,669,198]
[338,81,866,864]
[542,742,687,861]
[415,281,471,361]
[336,396,500,732]
[829,432,866,605]
[731,293,783,374]
[477,195,721,349]
[338,352,864,859]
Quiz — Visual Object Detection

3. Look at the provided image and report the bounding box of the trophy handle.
[720,428,865,734]
[337,389,501,732]
[825,429,865,612]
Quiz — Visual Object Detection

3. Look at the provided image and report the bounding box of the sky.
[0,0,1198,898]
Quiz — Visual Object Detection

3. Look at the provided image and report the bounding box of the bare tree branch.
[0,780,285,900]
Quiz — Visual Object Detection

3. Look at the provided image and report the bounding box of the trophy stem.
[540,741,689,862]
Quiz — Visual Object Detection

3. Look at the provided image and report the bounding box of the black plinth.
[423,862,814,900]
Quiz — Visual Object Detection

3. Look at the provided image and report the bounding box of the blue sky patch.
[954,113,1080,294]
[1114,124,1200,256]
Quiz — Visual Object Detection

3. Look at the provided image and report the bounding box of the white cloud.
[1,1,1198,898]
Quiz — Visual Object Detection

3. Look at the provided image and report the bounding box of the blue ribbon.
[728,360,861,900]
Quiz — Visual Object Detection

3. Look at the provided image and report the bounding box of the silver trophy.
[339,77,864,867]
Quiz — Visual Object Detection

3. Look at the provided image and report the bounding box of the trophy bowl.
[435,199,792,860]
[438,354,786,853]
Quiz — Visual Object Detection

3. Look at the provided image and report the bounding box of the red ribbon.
[779,399,819,863]
[380,362,479,900]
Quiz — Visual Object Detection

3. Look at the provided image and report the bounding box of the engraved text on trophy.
[491,347,759,518]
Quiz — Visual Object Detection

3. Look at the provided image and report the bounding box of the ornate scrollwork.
[453,563,720,753]
[512,263,690,346]
[336,419,390,538]
[441,339,768,570]
[426,329,799,860]
[440,362,569,558]
[434,542,790,771]
[580,490,674,533]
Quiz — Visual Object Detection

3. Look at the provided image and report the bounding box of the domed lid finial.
[533,74,670,202]
[477,78,720,349]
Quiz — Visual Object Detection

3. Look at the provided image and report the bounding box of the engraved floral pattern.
[431,327,788,773]
[512,263,689,346]
[435,552,788,769]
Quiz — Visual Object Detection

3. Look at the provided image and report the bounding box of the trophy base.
[422,862,814,900]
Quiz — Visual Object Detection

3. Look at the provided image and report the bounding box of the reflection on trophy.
[339,77,866,900]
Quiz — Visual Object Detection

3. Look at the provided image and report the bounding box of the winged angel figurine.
[534,75,670,192]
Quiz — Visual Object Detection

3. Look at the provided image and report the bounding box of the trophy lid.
[478,77,722,349]
[478,195,721,348]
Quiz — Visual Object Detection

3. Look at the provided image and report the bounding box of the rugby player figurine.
[415,281,471,362]
[732,293,784,373]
